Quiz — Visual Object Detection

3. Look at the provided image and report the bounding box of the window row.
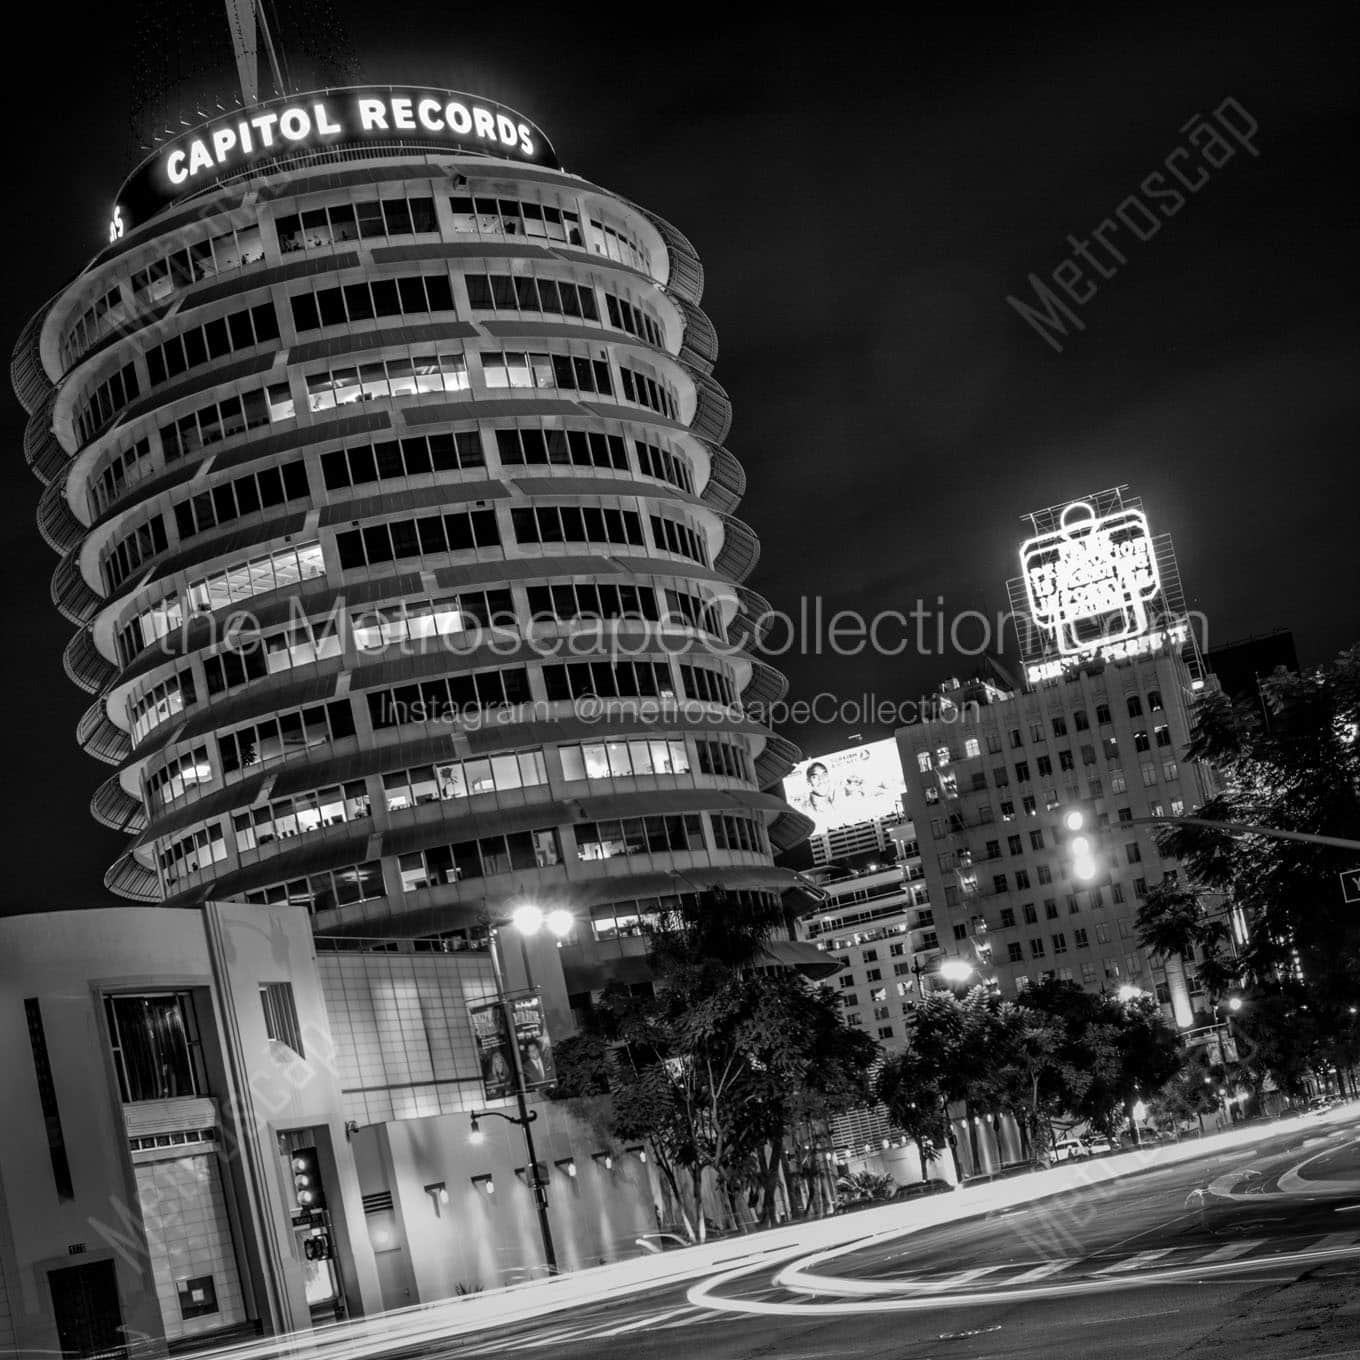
[465,272,600,322]
[588,889,779,942]
[695,736,754,782]
[525,580,660,624]
[559,738,691,782]
[75,361,140,446]
[618,365,677,419]
[186,541,325,618]
[217,698,356,777]
[320,431,484,489]
[680,663,736,707]
[289,273,455,332]
[276,196,438,253]
[158,822,227,886]
[232,780,371,853]
[635,440,694,493]
[145,302,279,388]
[542,658,673,702]
[306,352,468,412]
[367,667,531,729]
[399,827,563,891]
[711,813,769,854]
[649,514,708,565]
[483,349,613,397]
[494,425,628,472]
[103,515,167,592]
[449,196,586,248]
[130,224,266,308]
[62,285,126,370]
[242,859,385,914]
[382,749,549,811]
[334,509,500,570]
[93,438,153,517]
[202,615,342,696]
[510,504,644,549]
[352,590,514,650]
[604,293,664,347]
[173,460,310,542]
[162,382,295,463]
[577,813,705,862]
[128,671,196,747]
[147,745,212,808]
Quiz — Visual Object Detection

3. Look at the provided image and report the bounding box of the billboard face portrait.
[782,739,907,836]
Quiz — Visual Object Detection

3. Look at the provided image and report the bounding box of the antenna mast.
[223,0,286,106]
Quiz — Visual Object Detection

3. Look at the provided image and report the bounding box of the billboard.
[468,995,557,1101]
[782,739,906,837]
[1020,499,1160,657]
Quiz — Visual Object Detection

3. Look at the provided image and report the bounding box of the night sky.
[2,3,1355,911]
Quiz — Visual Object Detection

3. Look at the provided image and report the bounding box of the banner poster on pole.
[469,1000,514,1101]
[511,995,557,1088]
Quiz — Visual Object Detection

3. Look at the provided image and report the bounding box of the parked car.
[1052,1138,1088,1162]
[1081,1133,1115,1155]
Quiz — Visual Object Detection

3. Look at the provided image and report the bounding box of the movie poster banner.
[510,995,557,1089]
[469,1000,514,1101]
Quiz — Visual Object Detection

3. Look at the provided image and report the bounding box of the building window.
[1022,795,1038,815]
[1148,690,1164,712]
[1022,903,1039,925]
[1052,933,1068,954]
[1015,869,1031,889]
[987,732,1003,753]
[1007,942,1024,962]
[1036,755,1052,777]
[1163,760,1180,781]
[1110,768,1127,794]
[1111,883,1125,903]
[1037,864,1052,885]
[1073,928,1089,948]
[999,907,1016,928]
[916,750,932,772]
[104,993,207,1102]
[953,924,968,941]
[1045,899,1060,920]
[1052,717,1068,736]
[1126,842,1142,864]
[993,873,1008,893]
[1015,761,1030,783]
[260,983,304,1056]
[24,1000,73,1199]
[1096,704,1112,725]
[1009,729,1023,749]
[1029,938,1046,958]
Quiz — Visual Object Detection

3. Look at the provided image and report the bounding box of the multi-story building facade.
[899,490,1218,1029]
[12,85,813,1021]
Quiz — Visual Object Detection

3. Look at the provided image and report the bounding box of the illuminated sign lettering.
[111,86,556,239]
[1021,500,1160,658]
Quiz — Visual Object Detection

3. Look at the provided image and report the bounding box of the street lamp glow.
[1069,835,1092,858]
[938,959,974,983]
[468,1114,484,1145]
[1117,984,1142,1002]
[511,903,545,936]
[1227,996,1243,1013]
[1064,809,1086,832]
[545,908,574,939]
[1073,856,1099,882]
[1132,1100,1148,1121]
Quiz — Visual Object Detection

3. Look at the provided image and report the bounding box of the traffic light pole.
[1126,815,1360,852]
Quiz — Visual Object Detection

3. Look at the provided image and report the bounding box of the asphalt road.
[430,1111,1360,1360]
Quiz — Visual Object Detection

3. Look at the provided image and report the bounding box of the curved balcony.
[37,478,84,555]
[51,551,103,625]
[24,394,66,486]
[77,697,132,766]
[642,209,704,305]
[754,732,803,790]
[700,444,745,516]
[64,625,117,693]
[689,370,733,446]
[11,302,53,415]
[728,584,776,651]
[768,807,815,854]
[104,851,161,903]
[91,771,147,834]
[674,297,718,375]
[715,515,761,583]
[743,658,789,711]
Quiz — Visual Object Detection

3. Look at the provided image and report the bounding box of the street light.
[474,905,578,1278]
[1060,805,1101,884]
[938,959,975,985]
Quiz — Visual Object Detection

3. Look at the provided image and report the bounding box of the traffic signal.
[303,1234,332,1262]
[290,1147,326,1214]
[1058,802,1101,883]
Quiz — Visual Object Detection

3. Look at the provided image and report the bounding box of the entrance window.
[104,993,207,1102]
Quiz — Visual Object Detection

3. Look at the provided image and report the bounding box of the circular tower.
[12,86,814,988]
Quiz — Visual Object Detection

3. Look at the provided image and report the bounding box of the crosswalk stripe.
[1309,1232,1360,1252]
[1094,1248,1175,1274]
[1195,1239,1266,1263]
[1006,1259,1074,1283]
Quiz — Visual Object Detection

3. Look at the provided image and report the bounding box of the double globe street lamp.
[467,903,575,1277]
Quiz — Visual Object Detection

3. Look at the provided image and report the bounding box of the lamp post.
[1115,985,1148,1146]
[473,904,575,1278]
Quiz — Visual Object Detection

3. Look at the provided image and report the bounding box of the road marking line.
[1093,1248,1175,1274]
[921,1265,1006,1289]
[1196,1239,1266,1263]
[589,1304,699,1336]
[1309,1233,1360,1253]
[1005,1259,1073,1283]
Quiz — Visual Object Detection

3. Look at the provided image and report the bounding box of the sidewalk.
[189,1115,1332,1360]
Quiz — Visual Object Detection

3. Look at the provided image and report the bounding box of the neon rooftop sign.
[1020,499,1161,659]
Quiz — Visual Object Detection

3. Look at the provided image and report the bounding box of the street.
[432,1110,1360,1360]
